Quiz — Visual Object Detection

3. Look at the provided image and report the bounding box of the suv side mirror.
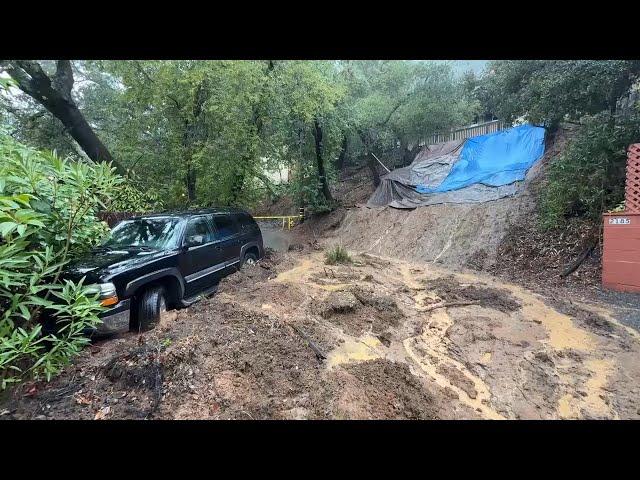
[184,234,204,249]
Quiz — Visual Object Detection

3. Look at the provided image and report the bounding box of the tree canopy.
[1,60,476,212]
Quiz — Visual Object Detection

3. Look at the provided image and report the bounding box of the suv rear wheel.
[136,286,169,332]
[241,251,258,268]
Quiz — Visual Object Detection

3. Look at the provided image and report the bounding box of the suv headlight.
[87,282,119,307]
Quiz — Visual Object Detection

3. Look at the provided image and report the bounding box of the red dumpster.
[602,143,640,293]
[602,213,640,293]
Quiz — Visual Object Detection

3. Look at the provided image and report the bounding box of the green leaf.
[0,222,16,237]
[29,199,52,214]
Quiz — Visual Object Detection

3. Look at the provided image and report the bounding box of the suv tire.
[137,285,168,332]
[241,251,258,268]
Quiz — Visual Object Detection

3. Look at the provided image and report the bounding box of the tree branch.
[134,61,182,111]
[378,100,404,127]
[52,60,74,102]
[2,62,46,101]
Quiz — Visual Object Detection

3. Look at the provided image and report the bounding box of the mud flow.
[2,248,640,420]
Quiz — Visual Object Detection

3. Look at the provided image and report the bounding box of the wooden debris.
[423,300,480,312]
[290,325,326,361]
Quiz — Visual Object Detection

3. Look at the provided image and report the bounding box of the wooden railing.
[420,120,508,146]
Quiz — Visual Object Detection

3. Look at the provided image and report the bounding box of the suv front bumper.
[94,298,131,335]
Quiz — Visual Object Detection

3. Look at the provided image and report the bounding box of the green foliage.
[479,61,640,128]
[107,172,163,212]
[2,61,481,214]
[0,133,121,387]
[471,61,640,227]
[337,61,475,156]
[539,113,640,228]
[609,201,625,213]
[324,245,352,265]
[0,77,16,90]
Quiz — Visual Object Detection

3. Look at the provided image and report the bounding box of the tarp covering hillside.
[367,124,546,209]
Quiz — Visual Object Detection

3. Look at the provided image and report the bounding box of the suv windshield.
[103,217,182,250]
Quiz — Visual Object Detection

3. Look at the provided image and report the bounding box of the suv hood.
[64,248,175,284]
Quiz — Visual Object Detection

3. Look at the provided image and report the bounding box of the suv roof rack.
[127,207,248,220]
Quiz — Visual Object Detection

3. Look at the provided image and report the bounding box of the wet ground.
[257,221,292,252]
[3,246,639,420]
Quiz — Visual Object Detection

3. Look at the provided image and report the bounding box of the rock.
[319,291,360,317]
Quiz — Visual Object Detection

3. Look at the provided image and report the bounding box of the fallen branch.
[291,325,326,361]
[423,300,480,312]
[560,240,596,278]
[370,152,391,173]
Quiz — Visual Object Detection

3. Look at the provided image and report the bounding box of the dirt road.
[3,247,640,420]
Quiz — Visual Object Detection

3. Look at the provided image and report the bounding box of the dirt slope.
[3,248,639,420]
[302,128,571,274]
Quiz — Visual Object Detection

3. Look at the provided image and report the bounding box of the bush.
[324,245,352,265]
[0,133,121,388]
[480,61,640,128]
[107,170,163,212]
[539,113,640,229]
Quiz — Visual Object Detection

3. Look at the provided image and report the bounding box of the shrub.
[107,170,163,212]
[324,245,352,265]
[539,113,640,229]
[480,61,640,129]
[0,132,121,388]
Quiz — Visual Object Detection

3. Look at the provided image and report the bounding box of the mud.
[2,248,640,420]
[424,275,521,313]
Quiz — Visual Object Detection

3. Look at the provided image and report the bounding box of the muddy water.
[558,358,617,419]
[440,268,624,419]
[258,222,291,252]
[326,335,383,368]
[271,251,638,419]
[402,310,505,420]
[273,258,314,284]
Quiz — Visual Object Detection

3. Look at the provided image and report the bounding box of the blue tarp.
[415,124,545,194]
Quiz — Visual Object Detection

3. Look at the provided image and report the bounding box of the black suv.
[63,208,264,335]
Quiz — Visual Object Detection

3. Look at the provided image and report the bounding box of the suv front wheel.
[136,285,168,332]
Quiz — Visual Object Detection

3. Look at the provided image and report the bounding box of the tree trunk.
[336,135,348,170]
[312,118,333,203]
[403,143,421,166]
[186,166,197,203]
[49,101,116,167]
[1,60,124,173]
[367,153,381,188]
[357,129,380,188]
[230,165,247,205]
[296,128,306,212]
[182,117,198,204]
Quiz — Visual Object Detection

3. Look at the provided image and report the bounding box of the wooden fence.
[420,120,508,146]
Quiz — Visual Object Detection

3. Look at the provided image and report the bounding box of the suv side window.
[212,215,239,239]
[183,217,214,246]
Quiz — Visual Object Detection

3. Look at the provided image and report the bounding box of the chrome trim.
[96,309,130,334]
[185,262,227,283]
[184,241,215,251]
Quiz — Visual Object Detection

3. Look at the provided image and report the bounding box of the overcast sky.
[445,60,489,76]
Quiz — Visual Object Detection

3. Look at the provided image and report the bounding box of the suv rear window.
[235,212,258,232]
[212,215,239,238]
